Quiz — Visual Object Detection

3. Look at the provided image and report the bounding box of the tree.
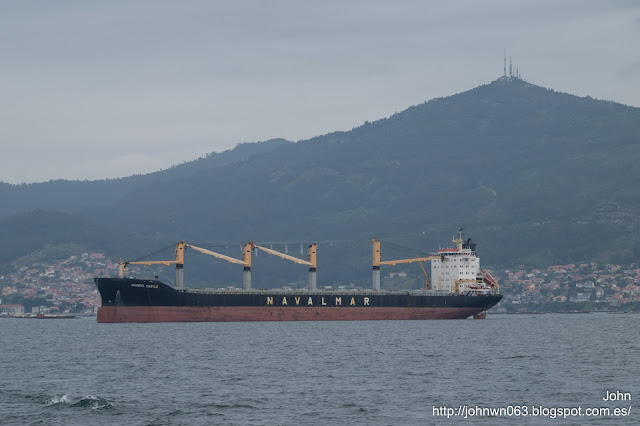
[71,302,86,313]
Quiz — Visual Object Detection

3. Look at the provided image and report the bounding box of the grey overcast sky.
[1,0,639,183]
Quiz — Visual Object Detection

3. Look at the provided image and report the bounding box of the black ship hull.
[95,278,503,323]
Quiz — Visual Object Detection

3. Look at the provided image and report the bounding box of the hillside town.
[488,262,640,313]
[1,253,639,316]
[0,254,132,316]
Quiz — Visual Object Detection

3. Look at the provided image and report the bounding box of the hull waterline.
[97,305,492,323]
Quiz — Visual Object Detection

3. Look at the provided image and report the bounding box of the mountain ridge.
[2,77,639,286]
[0,138,292,219]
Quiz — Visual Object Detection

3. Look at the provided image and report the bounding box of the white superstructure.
[430,229,494,294]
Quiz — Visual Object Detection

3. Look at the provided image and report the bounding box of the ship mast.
[452,228,464,250]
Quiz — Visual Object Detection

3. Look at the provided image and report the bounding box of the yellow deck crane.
[372,239,440,291]
[252,243,318,290]
[118,241,253,289]
[187,243,253,289]
[118,241,187,288]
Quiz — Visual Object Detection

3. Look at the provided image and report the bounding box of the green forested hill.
[2,77,640,287]
[0,210,126,267]
[0,138,291,218]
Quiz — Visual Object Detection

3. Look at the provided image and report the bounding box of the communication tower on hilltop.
[502,50,523,81]
[503,49,507,77]
[509,56,512,79]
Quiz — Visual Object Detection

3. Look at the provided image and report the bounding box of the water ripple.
[0,315,637,425]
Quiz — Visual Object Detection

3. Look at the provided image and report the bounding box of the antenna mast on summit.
[503,49,506,77]
[509,56,512,79]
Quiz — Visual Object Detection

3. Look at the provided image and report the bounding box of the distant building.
[0,304,25,315]
[571,292,591,303]
[31,305,50,314]
[389,272,408,278]
[2,286,17,296]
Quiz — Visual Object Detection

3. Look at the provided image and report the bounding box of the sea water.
[0,314,637,425]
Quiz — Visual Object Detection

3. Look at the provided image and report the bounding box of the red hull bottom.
[97,306,485,323]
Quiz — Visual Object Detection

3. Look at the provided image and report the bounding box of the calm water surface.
[0,314,637,425]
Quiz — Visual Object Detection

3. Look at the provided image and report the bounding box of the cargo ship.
[95,230,502,323]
